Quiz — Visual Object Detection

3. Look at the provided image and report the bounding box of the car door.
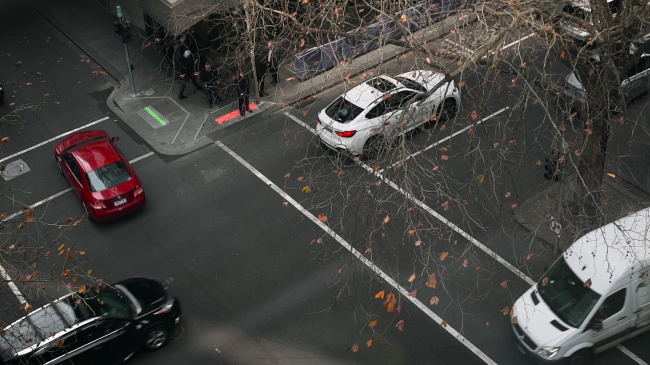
[363,98,393,135]
[623,55,650,99]
[589,288,632,352]
[65,320,132,365]
[61,154,84,197]
[632,277,650,328]
[381,90,417,137]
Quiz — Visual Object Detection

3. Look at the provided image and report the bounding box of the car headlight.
[154,297,175,315]
[537,346,560,358]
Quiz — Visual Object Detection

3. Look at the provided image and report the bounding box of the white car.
[316,70,461,157]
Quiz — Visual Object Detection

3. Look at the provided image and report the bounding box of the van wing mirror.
[589,318,603,331]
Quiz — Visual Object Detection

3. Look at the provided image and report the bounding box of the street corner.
[196,101,275,137]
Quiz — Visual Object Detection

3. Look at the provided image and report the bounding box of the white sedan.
[317,70,460,157]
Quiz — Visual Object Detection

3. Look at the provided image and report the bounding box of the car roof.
[70,139,122,173]
[564,207,650,295]
[342,75,405,109]
[0,296,79,359]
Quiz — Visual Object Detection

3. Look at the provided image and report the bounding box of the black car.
[0,277,181,365]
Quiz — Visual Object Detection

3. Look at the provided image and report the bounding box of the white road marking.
[444,38,474,55]
[215,140,497,365]
[386,107,508,170]
[0,116,109,164]
[0,264,28,306]
[285,110,535,286]
[2,152,154,223]
[0,151,154,308]
[500,33,535,51]
[285,110,649,363]
[284,112,316,134]
[617,345,649,365]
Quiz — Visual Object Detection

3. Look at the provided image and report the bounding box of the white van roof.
[564,207,650,295]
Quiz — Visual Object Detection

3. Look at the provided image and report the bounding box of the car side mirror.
[589,318,603,331]
[111,136,120,142]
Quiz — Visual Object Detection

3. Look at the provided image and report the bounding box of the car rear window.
[325,97,364,123]
[86,161,132,192]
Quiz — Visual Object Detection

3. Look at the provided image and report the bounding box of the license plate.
[114,198,127,207]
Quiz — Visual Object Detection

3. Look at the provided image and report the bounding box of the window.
[324,97,363,123]
[388,91,417,110]
[596,288,626,320]
[366,77,397,92]
[537,256,601,327]
[366,100,389,119]
[393,76,427,92]
[63,155,83,183]
[85,162,132,192]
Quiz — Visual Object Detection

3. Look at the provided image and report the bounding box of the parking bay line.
[284,111,646,365]
[386,107,508,171]
[284,110,534,286]
[215,140,497,365]
[0,116,110,164]
[0,151,154,309]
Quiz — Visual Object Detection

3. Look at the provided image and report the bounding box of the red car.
[55,130,145,221]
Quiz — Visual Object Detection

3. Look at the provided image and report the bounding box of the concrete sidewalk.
[30,0,474,156]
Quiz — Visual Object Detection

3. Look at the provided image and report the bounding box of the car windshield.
[537,256,601,327]
[325,97,364,123]
[393,76,427,92]
[86,161,132,192]
[81,287,133,320]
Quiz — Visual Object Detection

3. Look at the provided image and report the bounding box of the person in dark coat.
[266,41,280,85]
[236,71,251,116]
[254,51,268,97]
[178,50,199,99]
[199,62,222,108]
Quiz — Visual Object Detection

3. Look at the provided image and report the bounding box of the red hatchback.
[55,130,145,221]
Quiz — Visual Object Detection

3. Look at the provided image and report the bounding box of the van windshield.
[538,256,601,328]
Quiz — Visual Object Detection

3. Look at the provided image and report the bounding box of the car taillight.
[134,187,143,198]
[336,130,357,138]
[92,201,106,209]
[579,24,586,29]
[317,118,322,124]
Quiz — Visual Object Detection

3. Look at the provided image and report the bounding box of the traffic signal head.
[121,22,132,43]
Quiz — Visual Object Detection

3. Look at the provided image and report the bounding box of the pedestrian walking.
[254,50,268,97]
[178,50,199,100]
[266,41,279,85]
[237,71,251,116]
[199,62,222,108]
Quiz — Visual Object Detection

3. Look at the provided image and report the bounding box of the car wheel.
[438,98,457,122]
[362,135,386,159]
[568,349,592,365]
[143,326,169,352]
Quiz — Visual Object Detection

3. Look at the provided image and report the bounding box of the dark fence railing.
[294,0,477,81]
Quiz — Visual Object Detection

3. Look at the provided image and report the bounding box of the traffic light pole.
[116,6,138,97]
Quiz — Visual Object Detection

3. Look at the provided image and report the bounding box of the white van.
[511,207,650,364]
